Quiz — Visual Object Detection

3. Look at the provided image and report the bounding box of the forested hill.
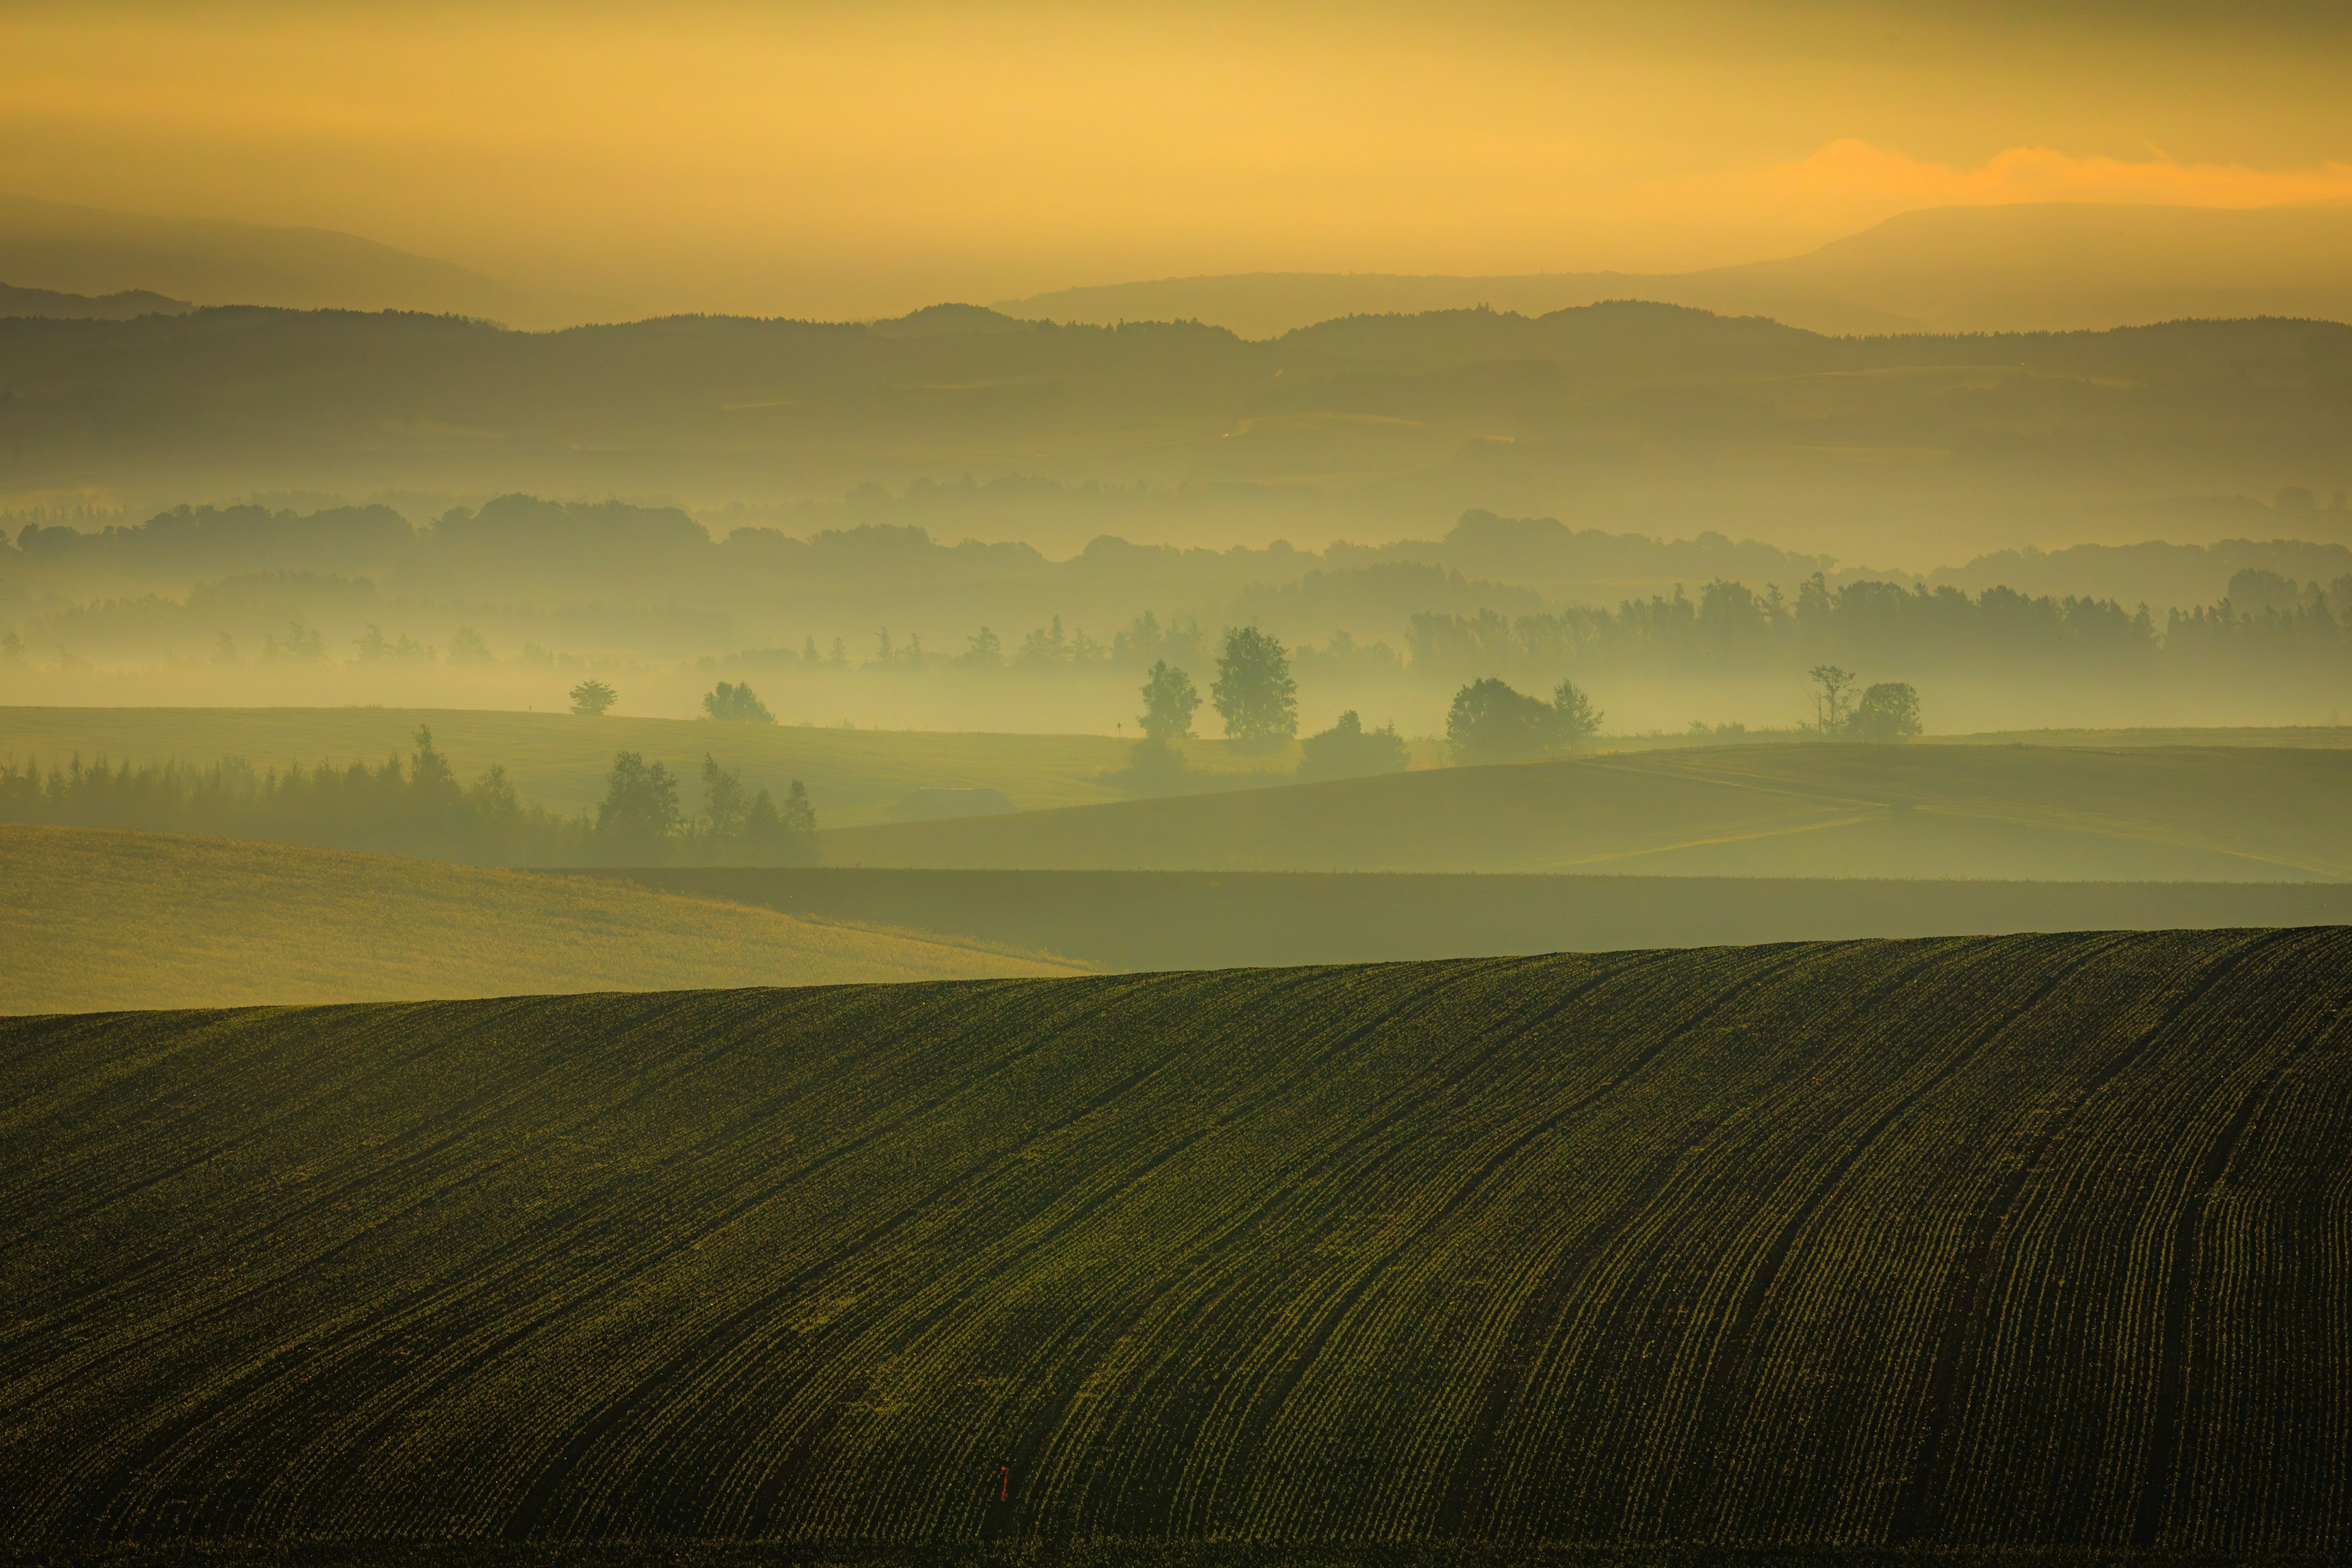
[2,303,2348,545]
[5,930,2349,1557]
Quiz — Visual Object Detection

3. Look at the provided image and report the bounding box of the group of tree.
[567,679,780,725]
[1295,712,1409,782]
[0,728,818,868]
[1806,666,1923,741]
[1131,625,1314,762]
[594,752,815,864]
[1445,678,1604,765]
[702,680,775,723]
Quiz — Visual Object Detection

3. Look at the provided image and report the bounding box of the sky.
[1,0,2348,318]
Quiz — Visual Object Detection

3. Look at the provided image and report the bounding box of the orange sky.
[2,1,2348,317]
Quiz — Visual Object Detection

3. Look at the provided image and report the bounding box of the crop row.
[2,929,2348,1553]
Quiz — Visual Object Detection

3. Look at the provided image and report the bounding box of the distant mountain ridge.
[997,202,2352,339]
[0,192,601,328]
[0,281,189,320]
[3,300,2345,562]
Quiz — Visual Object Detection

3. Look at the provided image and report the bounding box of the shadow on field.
[577,867,2352,971]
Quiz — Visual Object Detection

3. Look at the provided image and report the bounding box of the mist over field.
[9,4,2352,1564]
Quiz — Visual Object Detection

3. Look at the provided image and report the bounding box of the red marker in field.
[998,1463,1010,1502]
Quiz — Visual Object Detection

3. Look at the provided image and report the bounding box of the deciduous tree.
[1212,627,1297,749]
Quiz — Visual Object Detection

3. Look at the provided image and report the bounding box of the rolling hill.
[0,823,1080,1012]
[820,743,2352,880]
[4,929,2348,1555]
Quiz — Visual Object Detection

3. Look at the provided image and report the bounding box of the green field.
[606,866,2352,970]
[823,744,2352,880]
[0,824,1082,1012]
[4,930,2348,1558]
[0,706,1297,829]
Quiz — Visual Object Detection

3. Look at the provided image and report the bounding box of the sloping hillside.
[820,744,2352,880]
[0,824,1080,1011]
[2,930,2347,1556]
[608,865,2352,971]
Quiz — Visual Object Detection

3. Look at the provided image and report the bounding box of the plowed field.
[4,931,2349,1561]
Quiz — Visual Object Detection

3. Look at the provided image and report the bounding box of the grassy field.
[0,706,1303,829]
[3,930,2347,1558]
[0,824,1082,1012]
[606,866,2352,970]
[823,744,2352,879]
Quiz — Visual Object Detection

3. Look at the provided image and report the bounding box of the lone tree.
[1212,626,1297,750]
[569,678,617,717]
[703,680,775,723]
[1808,665,1859,733]
[1137,660,1202,742]
[1849,681,1923,741]
[596,750,681,859]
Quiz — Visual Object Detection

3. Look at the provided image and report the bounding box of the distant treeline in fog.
[0,728,816,867]
[7,497,2351,674]
[1400,573,2352,680]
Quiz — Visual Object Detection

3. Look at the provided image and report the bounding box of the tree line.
[1404,573,2352,678]
[0,728,816,867]
[704,572,2352,701]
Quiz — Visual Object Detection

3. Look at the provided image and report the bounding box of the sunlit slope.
[822,745,2352,878]
[5,931,2350,1555]
[0,824,1080,1011]
[0,706,1169,827]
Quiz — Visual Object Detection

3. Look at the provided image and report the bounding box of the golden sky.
[2,1,2348,317]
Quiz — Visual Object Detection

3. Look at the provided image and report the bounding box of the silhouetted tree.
[1212,626,1296,750]
[1446,678,1560,764]
[1138,660,1201,742]
[597,750,680,858]
[703,680,775,723]
[699,753,748,838]
[1297,710,1409,783]
[265,622,325,663]
[1849,682,1923,741]
[735,778,818,864]
[408,726,462,831]
[569,678,617,716]
[1808,665,1858,733]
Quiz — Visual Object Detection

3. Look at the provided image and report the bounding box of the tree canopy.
[1212,626,1297,749]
